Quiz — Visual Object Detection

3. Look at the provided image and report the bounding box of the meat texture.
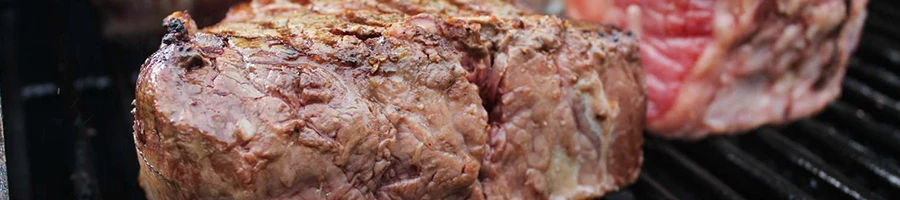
[565,0,868,138]
[132,0,645,199]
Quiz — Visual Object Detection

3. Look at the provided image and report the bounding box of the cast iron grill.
[604,2,900,199]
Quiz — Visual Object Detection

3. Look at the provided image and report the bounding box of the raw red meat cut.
[566,0,869,138]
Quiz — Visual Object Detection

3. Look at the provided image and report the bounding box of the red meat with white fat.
[566,0,868,138]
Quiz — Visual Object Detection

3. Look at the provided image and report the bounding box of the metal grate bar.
[755,128,884,200]
[794,120,900,190]
[599,189,635,200]
[644,139,746,200]
[848,59,900,99]
[864,4,900,42]
[856,32,900,70]
[632,174,681,200]
[867,0,900,24]
[822,101,900,155]
[704,137,817,200]
[841,77,900,124]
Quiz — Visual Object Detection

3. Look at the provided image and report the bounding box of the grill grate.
[755,128,880,200]
[604,1,900,199]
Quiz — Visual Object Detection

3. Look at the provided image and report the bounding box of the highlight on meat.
[566,0,869,138]
[132,0,645,199]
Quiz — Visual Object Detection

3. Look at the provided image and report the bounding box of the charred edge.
[163,18,189,45]
[167,18,186,34]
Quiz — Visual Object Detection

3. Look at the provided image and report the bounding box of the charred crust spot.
[595,113,608,121]
[167,18,186,34]
[175,46,209,70]
[162,35,178,45]
[163,18,190,44]
[179,55,208,70]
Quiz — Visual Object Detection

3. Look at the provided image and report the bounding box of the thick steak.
[566,0,868,138]
[133,0,644,199]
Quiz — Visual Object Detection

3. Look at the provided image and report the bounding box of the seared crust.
[134,1,644,199]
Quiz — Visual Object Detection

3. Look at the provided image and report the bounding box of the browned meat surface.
[565,0,868,138]
[133,0,644,199]
[473,19,643,199]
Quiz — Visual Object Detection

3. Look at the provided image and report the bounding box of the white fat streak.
[572,76,619,190]
[236,118,256,141]
[775,25,801,52]
[547,147,581,200]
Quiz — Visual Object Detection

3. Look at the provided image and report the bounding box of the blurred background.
[1,0,900,200]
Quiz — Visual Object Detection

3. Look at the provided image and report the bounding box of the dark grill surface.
[604,1,900,199]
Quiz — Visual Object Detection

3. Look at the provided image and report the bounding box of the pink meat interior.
[637,0,713,121]
[569,0,714,121]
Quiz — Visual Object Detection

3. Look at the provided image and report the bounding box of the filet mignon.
[133,0,644,199]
